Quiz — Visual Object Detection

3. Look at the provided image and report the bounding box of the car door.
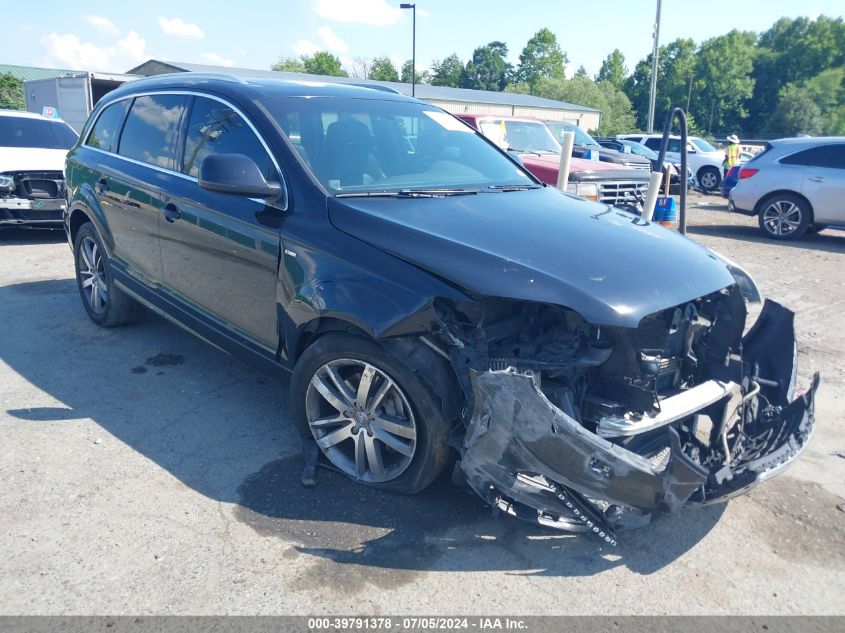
[782,143,845,224]
[107,94,189,285]
[644,137,682,162]
[157,95,283,351]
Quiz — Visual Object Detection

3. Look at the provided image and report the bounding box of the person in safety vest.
[723,133,741,177]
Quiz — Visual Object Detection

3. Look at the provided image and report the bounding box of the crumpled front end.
[445,295,817,544]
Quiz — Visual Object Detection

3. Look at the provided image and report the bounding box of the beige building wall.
[426,99,602,132]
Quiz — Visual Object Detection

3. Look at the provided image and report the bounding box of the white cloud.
[316,0,403,27]
[317,25,348,52]
[41,33,113,69]
[416,8,430,17]
[201,52,235,67]
[85,15,120,37]
[157,16,204,39]
[117,31,146,62]
[293,39,319,56]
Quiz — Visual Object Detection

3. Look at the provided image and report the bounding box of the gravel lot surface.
[1,192,843,615]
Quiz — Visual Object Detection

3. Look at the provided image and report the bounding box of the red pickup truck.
[457,114,650,211]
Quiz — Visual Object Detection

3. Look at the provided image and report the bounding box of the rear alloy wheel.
[73,222,137,326]
[698,167,721,192]
[290,333,451,494]
[758,194,811,240]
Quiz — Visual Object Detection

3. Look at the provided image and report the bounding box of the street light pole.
[646,0,662,133]
[400,3,416,97]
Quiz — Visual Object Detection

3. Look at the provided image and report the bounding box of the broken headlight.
[0,174,14,192]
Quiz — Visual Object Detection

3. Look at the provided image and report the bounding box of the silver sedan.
[729,137,845,240]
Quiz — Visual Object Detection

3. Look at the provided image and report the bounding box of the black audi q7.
[64,74,817,544]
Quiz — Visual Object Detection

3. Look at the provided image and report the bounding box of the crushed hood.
[329,187,735,327]
[0,147,68,174]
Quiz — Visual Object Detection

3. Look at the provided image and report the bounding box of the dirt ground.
[1,192,843,615]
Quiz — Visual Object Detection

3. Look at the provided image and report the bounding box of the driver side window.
[181,97,275,180]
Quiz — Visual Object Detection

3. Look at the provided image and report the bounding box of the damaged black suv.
[64,74,817,544]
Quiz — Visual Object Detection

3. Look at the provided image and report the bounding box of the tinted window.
[85,101,128,153]
[0,117,78,149]
[644,137,681,153]
[182,97,274,178]
[781,144,845,169]
[118,94,188,170]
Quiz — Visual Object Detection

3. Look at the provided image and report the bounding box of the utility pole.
[400,3,416,97]
[646,0,662,133]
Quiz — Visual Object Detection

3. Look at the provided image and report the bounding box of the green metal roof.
[0,64,80,81]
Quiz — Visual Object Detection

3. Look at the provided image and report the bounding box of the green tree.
[401,60,430,84]
[597,49,628,88]
[764,85,824,136]
[624,38,697,131]
[689,30,757,134]
[430,53,464,87]
[785,66,845,135]
[369,56,399,82]
[302,51,348,77]
[271,57,306,73]
[515,28,566,85]
[749,16,845,132]
[0,73,25,110]
[574,66,589,79]
[462,41,512,91]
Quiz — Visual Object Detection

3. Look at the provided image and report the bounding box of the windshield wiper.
[486,184,542,191]
[335,188,479,198]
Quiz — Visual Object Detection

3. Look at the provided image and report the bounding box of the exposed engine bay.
[430,286,818,545]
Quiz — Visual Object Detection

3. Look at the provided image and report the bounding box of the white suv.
[0,110,78,227]
[729,137,845,240]
[618,134,725,192]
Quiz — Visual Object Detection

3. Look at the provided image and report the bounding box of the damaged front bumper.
[459,300,818,544]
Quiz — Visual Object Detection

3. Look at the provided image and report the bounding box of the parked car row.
[57,73,816,542]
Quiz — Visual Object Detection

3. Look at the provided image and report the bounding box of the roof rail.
[346,82,402,94]
[132,71,248,85]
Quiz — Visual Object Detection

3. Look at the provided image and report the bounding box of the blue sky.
[5,0,844,77]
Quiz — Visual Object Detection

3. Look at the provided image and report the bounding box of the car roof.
[0,109,64,122]
[101,72,419,106]
[769,136,845,146]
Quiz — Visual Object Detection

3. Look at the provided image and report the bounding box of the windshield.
[691,138,718,153]
[478,118,561,154]
[0,117,78,149]
[548,122,599,149]
[621,140,658,160]
[263,98,536,194]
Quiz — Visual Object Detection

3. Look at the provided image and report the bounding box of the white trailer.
[24,72,136,133]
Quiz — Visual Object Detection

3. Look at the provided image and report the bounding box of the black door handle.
[95,178,109,194]
[163,203,181,223]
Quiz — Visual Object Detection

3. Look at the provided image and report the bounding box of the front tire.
[73,222,137,326]
[697,166,721,192]
[290,333,451,494]
[757,194,811,240]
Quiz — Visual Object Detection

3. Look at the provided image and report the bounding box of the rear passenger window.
[85,100,129,153]
[181,97,274,179]
[781,145,845,169]
[118,94,188,170]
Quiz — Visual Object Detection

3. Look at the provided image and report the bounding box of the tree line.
[272,15,845,138]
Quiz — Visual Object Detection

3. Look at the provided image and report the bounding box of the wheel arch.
[67,185,114,253]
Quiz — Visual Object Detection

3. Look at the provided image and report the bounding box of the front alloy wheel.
[305,359,417,483]
[698,167,721,192]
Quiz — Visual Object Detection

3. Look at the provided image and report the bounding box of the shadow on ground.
[1,277,726,583]
[688,223,845,253]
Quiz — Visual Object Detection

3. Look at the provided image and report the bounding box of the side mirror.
[198,153,282,200]
[687,144,697,154]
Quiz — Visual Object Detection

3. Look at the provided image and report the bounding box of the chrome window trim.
[82,89,288,207]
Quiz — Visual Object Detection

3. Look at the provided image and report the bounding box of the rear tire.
[697,166,721,192]
[290,333,452,494]
[757,193,811,240]
[73,222,137,327]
